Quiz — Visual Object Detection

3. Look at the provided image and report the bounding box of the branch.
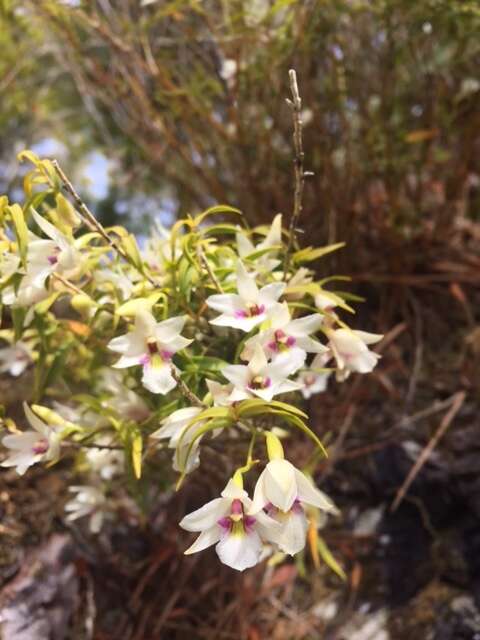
[51,160,158,287]
[197,245,224,293]
[283,69,308,278]
[171,368,204,407]
[390,391,466,512]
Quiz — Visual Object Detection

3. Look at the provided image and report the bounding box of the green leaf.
[176,418,232,488]
[11,307,26,341]
[237,398,307,419]
[132,430,143,479]
[293,243,345,263]
[203,223,240,236]
[34,291,61,315]
[7,204,29,268]
[120,234,143,271]
[193,205,242,227]
[317,536,346,580]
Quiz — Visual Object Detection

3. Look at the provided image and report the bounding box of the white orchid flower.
[64,485,106,533]
[250,438,338,556]
[236,214,282,272]
[83,437,124,480]
[29,210,81,285]
[297,352,332,399]
[2,269,50,310]
[98,369,151,422]
[94,267,135,301]
[1,403,61,475]
[241,303,326,364]
[284,267,313,301]
[107,311,192,395]
[179,478,280,571]
[206,261,285,332]
[0,341,33,377]
[314,291,340,313]
[206,379,234,406]
[223,344,304,402]
[151,406,204,473]
[327,328,383,376]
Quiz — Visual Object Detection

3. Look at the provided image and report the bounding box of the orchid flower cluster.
[0,152,382,570]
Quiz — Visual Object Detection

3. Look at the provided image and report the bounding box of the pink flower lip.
[218,516,232,532]
[139,354,151,366]
[47,255,59,265]
[32,439,49,455]
[160,349,173,361]
[231,499,243,516]
[235,303,265,319]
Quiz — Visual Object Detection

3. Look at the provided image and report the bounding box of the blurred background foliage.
[1,0,480,261]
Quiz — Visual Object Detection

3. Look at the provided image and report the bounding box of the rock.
[0,534,78,640]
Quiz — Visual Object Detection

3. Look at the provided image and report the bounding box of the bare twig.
[390,390,466,512]
[51,272,85,296]
[197,245,224,293]
[51,160,158,287]
[170,368,204,407]
[283,69,307,278]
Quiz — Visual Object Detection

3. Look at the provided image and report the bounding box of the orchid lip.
[248,376,271,390]
[47,255,59,265]
[32,439,49,455]
[235,303,265,319]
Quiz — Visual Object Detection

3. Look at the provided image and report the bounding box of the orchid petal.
[294,469,339,513]
[185,526,222,555]
[180,497,229,532]
[216,529,262,571]
[236,261,258,303]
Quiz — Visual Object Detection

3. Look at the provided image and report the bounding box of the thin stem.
[51,272,85,296]
[197,245,224,293]
[51,160,158,287]
[170,368,204,407]
[283,69,307,279]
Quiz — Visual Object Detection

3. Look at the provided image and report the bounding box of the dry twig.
[390,390,466,512]
[283,69,308,278]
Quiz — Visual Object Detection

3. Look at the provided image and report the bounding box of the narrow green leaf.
[317,536,346,580]
[132,430,143,479]
[7,204,29,267]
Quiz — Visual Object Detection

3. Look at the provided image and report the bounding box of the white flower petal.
[258,283,285,307]
[180,497,229,532]
[236,232,255,258]
[154,316,187,343]
[206,293,243,314]
[249,343,268,374]
[210,313,265,332]
[294,469,338,513]
[250,469,268,513]
[23,402,49,436]
[112,354,144,369]
[222,364,250,389]
[236,261,259,303]
[220,479,249,501]
[353,330,384,345]
[142,362,177,394]
[216,529,262,571]
[184,526,222,555]
[135,310,158,337]
[274,508,308,556]
[288,314,323,337]
[263,459,297,512]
